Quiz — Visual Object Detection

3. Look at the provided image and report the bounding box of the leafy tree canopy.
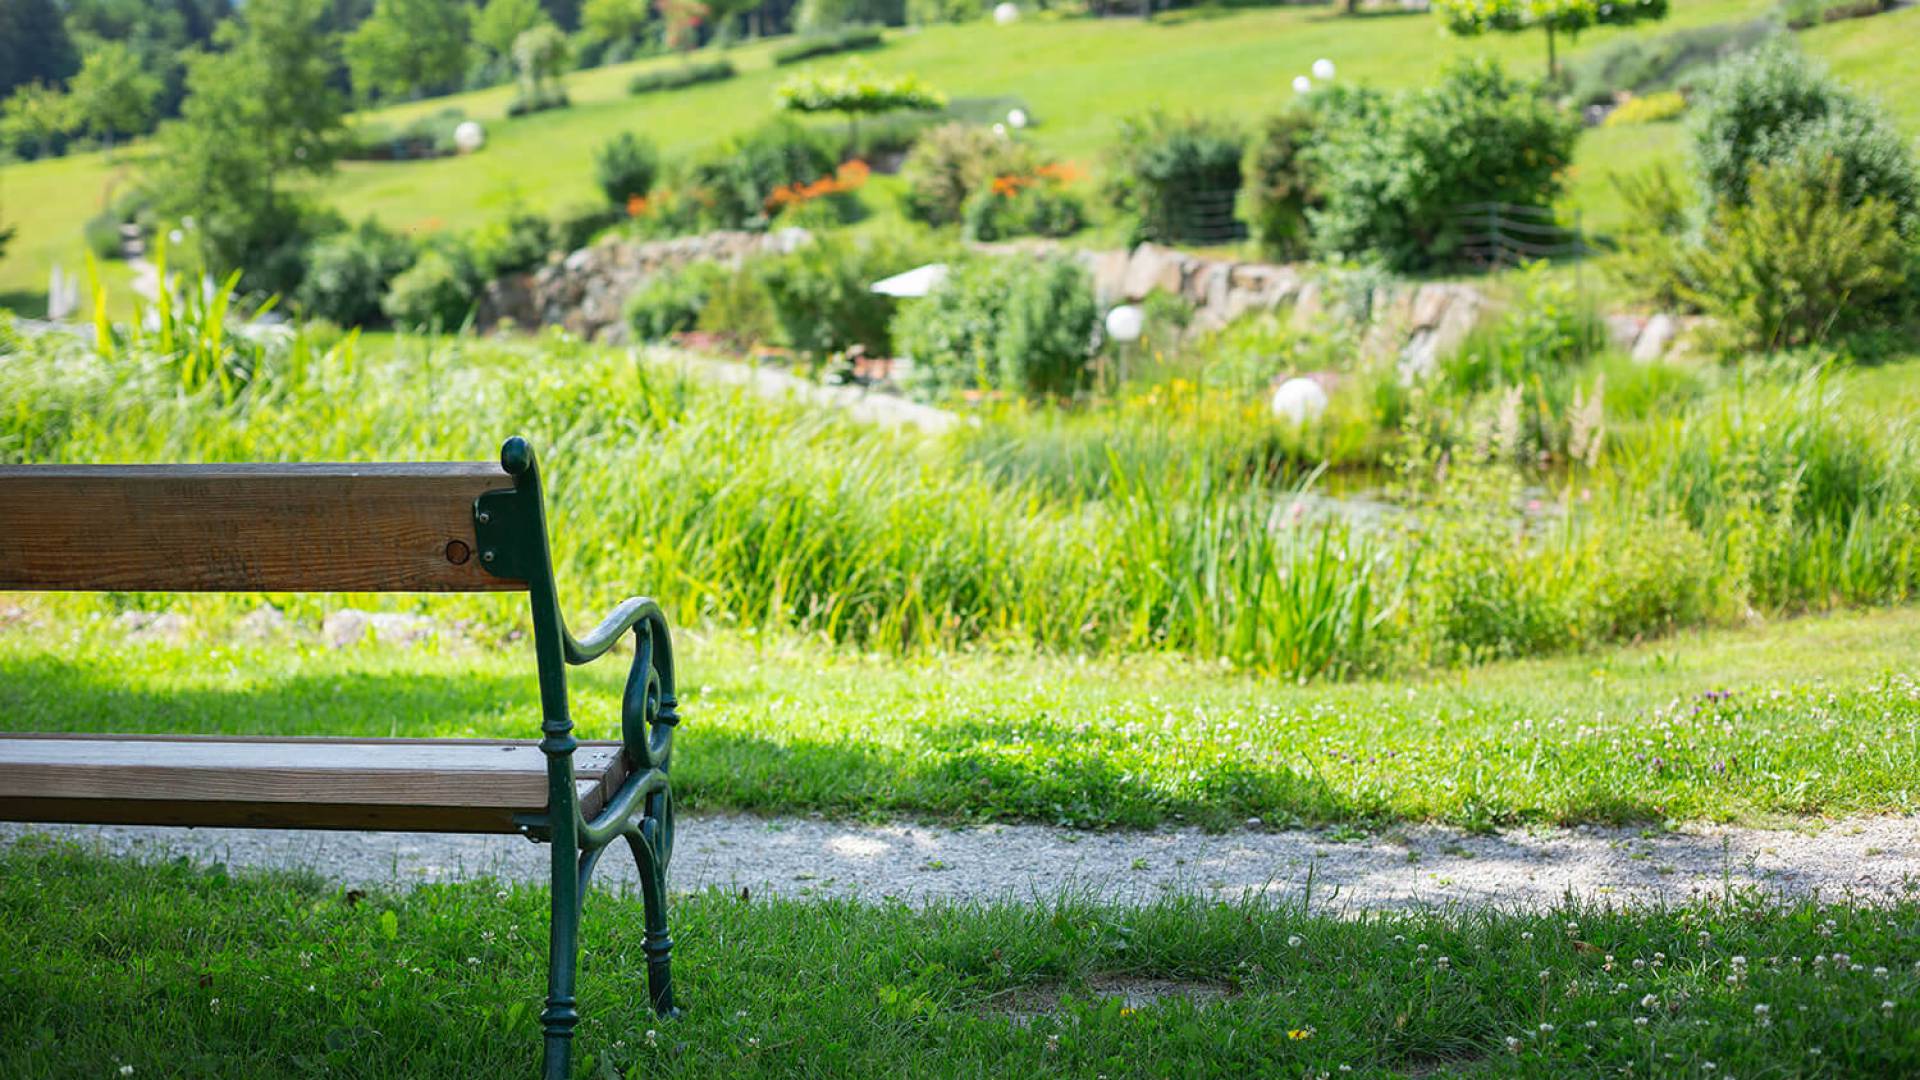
[474,0,549,58]
[345,0,470,102]
[70,42,162,148]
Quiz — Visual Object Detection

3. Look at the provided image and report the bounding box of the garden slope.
[8,0,1914,311]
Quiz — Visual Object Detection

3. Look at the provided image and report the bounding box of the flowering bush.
[961,164,1086,242]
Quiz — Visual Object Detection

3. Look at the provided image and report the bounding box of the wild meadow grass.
[5,836,1919,1078]
[5,314,1917,681]
[4,602,1917,830]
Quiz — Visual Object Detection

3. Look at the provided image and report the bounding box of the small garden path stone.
[7,814,1916,910]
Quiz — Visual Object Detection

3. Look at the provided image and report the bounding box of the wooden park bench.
[0,437,679,1079]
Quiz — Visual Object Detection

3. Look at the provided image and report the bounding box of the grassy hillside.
[2,0,1914,313]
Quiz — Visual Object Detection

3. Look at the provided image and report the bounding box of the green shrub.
[381,247,479,330]
[754,235,928,357]
[893,256,1098,399]
[1304,60,1578,270]
[1563,19,1775,108]
[906,0,985,24]
[1780,0,1889,30]
[626,59,735,95]
[1604,90,1687,126]
[594,132,660,206]
[771,25,885,65]
[625,262,732,341]
[1674,161,1908,353]
[1104,112,1245,246]
[295,220,417,326]
[1240,109,1318,260]
[899,122,1031,226]
[961,181,1085,242]
[1693,42,1919,232]
[345,107,468,160]
[82,214,124,261]
[468,211,554,276]
[682,119,840,230]
[552,202,622,252]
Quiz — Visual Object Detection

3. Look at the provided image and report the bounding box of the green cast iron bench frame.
[0,436,678,1079]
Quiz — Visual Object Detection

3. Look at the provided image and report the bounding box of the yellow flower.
[1288,1027,1314,1041]
[1120,1007,1136,1017]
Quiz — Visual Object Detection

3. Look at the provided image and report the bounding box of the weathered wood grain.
[0,462,524,592]
[0,736,629,834]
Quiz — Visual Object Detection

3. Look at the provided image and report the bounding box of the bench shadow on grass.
[0,656,1685,827]
[0,654,547,739]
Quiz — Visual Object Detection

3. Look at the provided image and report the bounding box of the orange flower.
[627,194,649,218]
[1037,160,1085,184]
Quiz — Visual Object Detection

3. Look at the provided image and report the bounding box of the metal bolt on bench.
[0,436,681,1079]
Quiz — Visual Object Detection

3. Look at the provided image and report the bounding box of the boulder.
[1121,243,1190,300]
[1632,313,1678,363]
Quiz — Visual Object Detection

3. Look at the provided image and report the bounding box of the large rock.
[1120,243,1191,300]
[1632,313,1678,363]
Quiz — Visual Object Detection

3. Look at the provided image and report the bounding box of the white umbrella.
[870,263,950,298]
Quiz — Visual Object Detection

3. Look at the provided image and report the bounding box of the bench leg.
[626,806,678,1017]
[542,837,583,1080]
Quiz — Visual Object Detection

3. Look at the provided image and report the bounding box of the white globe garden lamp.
[1292,75,1313,94]
[993,2,1020,24]
[1270,377,1330,424]
[1105,304,1145,344]
[1312,58,1335,82]
[454,121,486,154]
[1008,108,1029,130]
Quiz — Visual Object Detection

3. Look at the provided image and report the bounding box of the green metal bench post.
[476,437,682,1079]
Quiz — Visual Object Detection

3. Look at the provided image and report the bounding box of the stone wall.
[476,228,812,341]
[484,230,1692,368]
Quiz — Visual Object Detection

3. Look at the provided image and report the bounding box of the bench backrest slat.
[0,463,525,592]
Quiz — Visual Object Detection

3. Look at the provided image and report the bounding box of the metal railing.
[1451,202,1588,267]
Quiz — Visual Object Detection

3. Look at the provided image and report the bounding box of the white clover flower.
[1289,935,1304,948]
[1538,1023,1555,1033]
[1505,1036,1523,1053]
[120,1068,135,1077]
[1640,994,1659,1009]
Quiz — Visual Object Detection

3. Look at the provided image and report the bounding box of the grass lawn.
[4,836,1919,1077]
[4,602,1918,832]
[14,0,1903,313]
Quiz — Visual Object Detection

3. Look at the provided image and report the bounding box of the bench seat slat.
[0,735,628,834]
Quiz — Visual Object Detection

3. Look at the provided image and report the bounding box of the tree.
[1432,0,1668,80]
[69,43,162,155]
[151,0,348,291]
[0,0,79,100]
[511,24,571,111]
[582,0,652,42]
[654,0,709,56]
[474,0,549,58]
[345,0,470,102]
[776,63,946,155]
[0,80,75,159]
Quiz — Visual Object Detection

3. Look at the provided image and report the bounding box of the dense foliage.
[679,119,840,229]
[1104,112,1245,246]
[593,132,661,205]
[1303,60,1577,270]
[893,256,1099,399]
[771,25,885,65]
[626,58,734,95]
[899,122,1031,226]
[1240,109,1318,261]
[1692,42,1919,233]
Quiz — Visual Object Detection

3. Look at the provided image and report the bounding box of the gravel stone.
[6,814,1916,910]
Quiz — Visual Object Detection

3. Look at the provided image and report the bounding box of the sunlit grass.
[4,836,1919,1077]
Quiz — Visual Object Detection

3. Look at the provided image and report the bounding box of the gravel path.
[8,814,1918,910]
